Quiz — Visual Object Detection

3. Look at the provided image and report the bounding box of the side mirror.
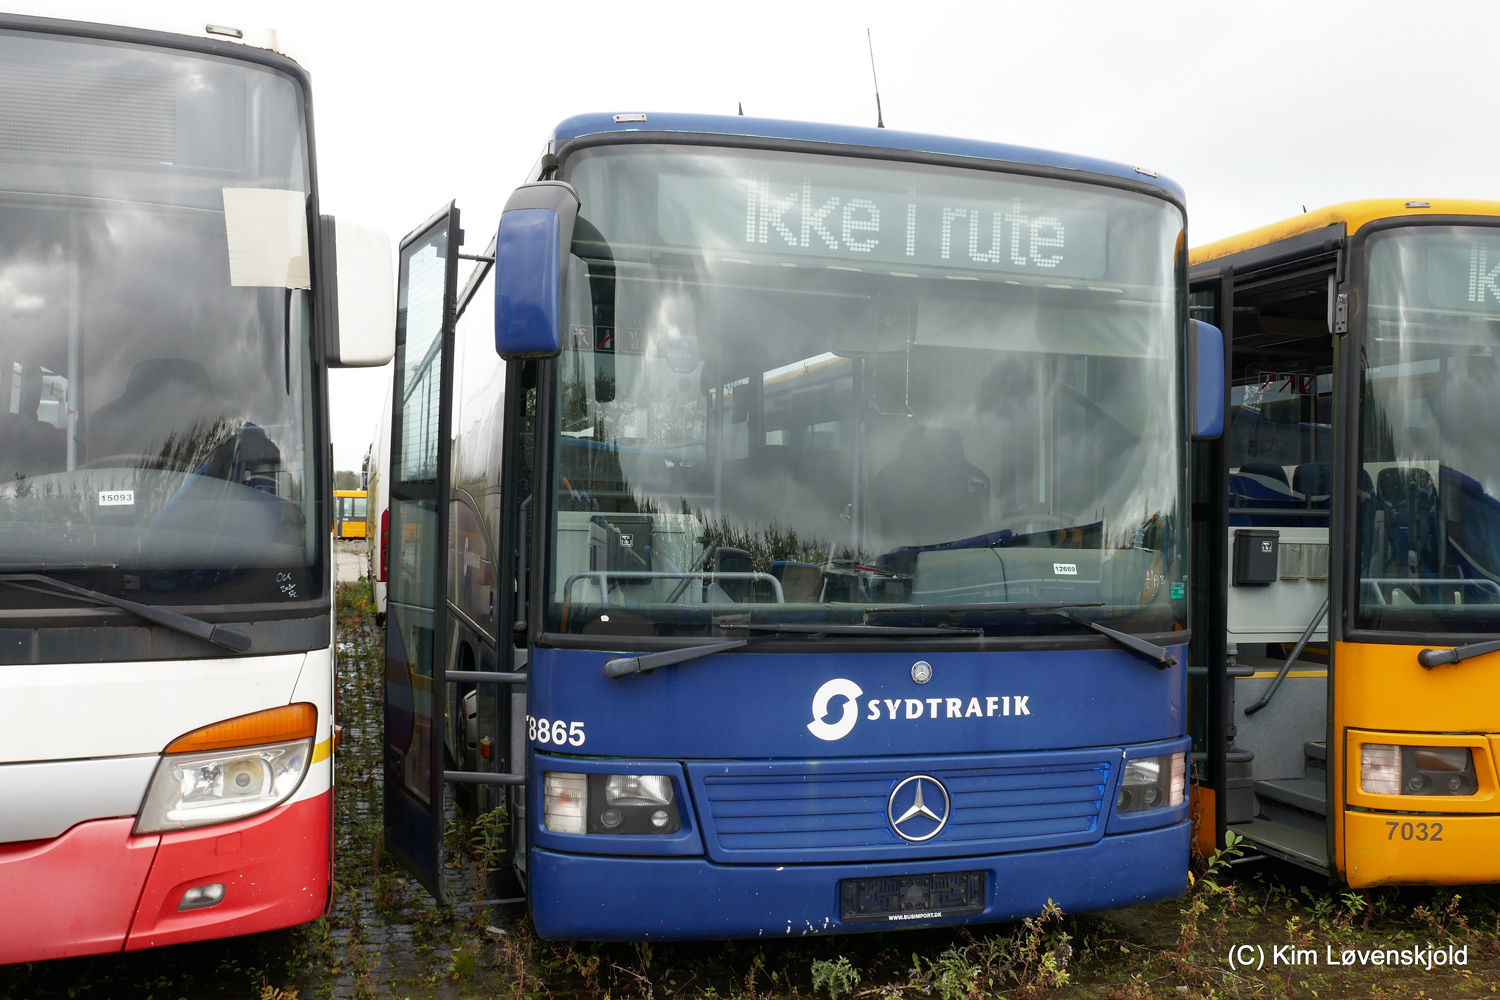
[494,181,580,359]
[319,216,395,367]
[1188,319,1225,440]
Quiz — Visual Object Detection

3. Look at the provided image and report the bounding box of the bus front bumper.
[0,791,330,966]
[529,820,1188,940]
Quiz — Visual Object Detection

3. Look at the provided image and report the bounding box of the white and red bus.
[0,11,392,963]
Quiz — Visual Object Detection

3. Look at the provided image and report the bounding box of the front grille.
[688,752,1116,863]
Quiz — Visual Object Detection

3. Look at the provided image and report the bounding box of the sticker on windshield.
[98,490,134,507]
[222,187,311,289]
[1052,562,1078,576]
[664,335,701,374]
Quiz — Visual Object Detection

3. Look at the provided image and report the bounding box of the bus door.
[384,204,460,901]
[1190,229,1345,872]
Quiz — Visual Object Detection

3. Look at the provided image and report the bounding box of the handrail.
[1360,577,1500,606]
[1243,596,1329,717]
[562,570,785,605]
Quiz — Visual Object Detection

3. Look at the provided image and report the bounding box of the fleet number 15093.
[528,716,585,746]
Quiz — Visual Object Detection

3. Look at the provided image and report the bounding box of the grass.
[8,577,1500,999]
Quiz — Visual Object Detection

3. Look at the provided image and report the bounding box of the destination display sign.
[657,168,1109,280]
[1424,237,1500,312]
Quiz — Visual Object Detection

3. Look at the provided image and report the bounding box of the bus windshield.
[1359,226,1500,633]
[0,30,320,609]
[547,144,1184,637]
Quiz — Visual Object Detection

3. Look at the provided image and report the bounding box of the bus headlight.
[1361,743,1476,796]
[136,740,311,833]
[1117,752,1186,813]
[134,703,318,834]
[542,771,681,834]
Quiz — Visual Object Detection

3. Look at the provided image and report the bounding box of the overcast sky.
[19,0,1500,468]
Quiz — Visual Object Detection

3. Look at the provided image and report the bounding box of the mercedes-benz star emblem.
[887,774,951,842]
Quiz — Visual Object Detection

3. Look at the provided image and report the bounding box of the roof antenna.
[737,101,744,116]
[866,29,885,128]
[1302,204,1307,213]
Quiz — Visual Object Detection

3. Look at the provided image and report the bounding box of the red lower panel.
[0,818,159,965]
[125,791,331,950]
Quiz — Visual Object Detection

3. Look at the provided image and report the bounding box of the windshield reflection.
[547,145,1184,637]
[1358,227,1500,632]
[0,30,318,608]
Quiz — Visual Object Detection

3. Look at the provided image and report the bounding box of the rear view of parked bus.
[1190,200,1500,885]
[0,13,391,963]
[383,113,1224,938]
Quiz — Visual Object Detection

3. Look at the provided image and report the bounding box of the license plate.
[839,871,985,923]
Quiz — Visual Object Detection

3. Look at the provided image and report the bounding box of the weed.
[810,956,860,1000]
[927,944,978,1000]
[1172,828,1244,981]
[447,944,478,979]
[1014,901,1073,990]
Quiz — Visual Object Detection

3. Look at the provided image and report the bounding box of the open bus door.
[1186,271,1248,861]
[383,203,529,905]
[384,204,461,901]
[1189,229,1345,873]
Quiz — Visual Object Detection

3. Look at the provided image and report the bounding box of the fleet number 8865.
[528,715,585,746]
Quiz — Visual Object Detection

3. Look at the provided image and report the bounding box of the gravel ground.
[335,540,366,584]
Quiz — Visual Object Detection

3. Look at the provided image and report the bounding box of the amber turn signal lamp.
[165,703,318,754]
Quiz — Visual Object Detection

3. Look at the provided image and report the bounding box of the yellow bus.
[335,489,368,540]
[1189,199,1500,886]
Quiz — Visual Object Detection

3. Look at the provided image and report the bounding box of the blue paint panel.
[494,208,562,358]
[551,112,1184,203]
[528,822,1190,941]
[528,644,1186,760]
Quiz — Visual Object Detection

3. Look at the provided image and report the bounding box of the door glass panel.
[383,207,455,900]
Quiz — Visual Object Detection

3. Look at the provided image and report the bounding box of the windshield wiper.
[1418,639,1500,669]
[1023,608,1176,669]
[868,601,1174,669]
[0,574,252,653]
[603,621,982,679]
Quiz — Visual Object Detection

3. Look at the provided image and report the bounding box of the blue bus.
[382,112,1224,939]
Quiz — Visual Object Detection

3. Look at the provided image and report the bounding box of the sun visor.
[223,187,311,289]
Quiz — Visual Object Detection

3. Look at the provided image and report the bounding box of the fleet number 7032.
[1387,820,1443,841]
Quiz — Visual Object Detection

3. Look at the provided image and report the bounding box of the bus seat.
[719,445,853,537]
[770,560,823,603]
[1358,467,1377,572]
[1375,466,1410,505]
[714,545,754,602]
[1229,464,1302,526]
[0,365,66,478]
[869,427,989,545]
[1240,461,1289,485]
[1292,462,1330,502]
[1371,466,1441,574]
[88,358,218,462]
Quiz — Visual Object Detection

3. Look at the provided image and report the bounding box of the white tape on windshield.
[222,187,311,289]
[98,490,134,506]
